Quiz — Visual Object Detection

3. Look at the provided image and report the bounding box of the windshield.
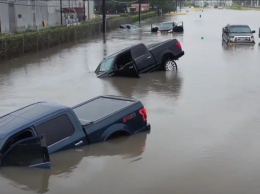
[229,26,251,33]
[159,23,174,30]
[99,57,115,72]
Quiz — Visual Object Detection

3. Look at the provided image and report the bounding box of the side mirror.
[251,30,255,33]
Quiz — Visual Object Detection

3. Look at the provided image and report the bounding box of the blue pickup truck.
[0,95,150,168]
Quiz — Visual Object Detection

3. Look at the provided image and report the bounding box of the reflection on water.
[221,41,255,51]
[106,71,182,99]
[0,132,148,193]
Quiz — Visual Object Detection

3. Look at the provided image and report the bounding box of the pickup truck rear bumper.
[137,123,151,133]
[146,123,151,131]
[175,51,185,59]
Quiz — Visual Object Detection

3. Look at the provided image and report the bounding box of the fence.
[0,12,155,61]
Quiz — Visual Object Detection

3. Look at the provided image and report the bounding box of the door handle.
[75,140,83,147]
[147,56,151,59]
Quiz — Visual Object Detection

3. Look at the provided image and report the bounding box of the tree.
[149,0,176,13]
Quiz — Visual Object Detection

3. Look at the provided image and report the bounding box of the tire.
[164,59,177,71]
[222,35,228,43]
[222,34,225,42]
[226,38,230,44]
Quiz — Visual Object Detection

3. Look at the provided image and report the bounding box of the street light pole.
[83,0,85,21]
[60,0,63,25]
[102,0,106,33]
[88,0,90,20]
[138,0,141,23]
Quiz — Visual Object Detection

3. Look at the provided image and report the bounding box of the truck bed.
[72,96,136,124]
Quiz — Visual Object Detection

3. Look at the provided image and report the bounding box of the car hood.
[229,33,253,37]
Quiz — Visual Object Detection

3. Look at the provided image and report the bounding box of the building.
[0,0,94,34]
[194,0,233,7]
[130,3,150,12]
[193,0,259,7]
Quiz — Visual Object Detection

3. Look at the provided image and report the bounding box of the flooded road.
[1,8,260,194]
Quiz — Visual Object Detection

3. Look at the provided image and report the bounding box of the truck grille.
[234,36,251,43]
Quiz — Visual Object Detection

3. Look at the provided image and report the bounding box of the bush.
[0,12,156,60]
[131,11,156,22]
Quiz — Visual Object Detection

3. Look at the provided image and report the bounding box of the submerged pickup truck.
[95,39,184,78]
[0,95,150,168]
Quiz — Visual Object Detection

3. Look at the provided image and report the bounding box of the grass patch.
[225,6,260,10]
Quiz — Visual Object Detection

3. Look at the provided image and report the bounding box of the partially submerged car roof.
[0,102,70,140]
[103,43,144,60]
[161,21,176,24]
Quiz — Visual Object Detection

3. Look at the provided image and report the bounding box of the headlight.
[168,29,173,33]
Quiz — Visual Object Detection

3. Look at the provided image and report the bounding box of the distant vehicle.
[218,6,223,9]
[119,24,139,30]
[222,24,255,45]
[214,5,218,8]
[0,95,150,168]
[95,39,185,78]
[151,21,184,33]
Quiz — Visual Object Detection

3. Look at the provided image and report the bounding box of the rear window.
[131,44,147,59]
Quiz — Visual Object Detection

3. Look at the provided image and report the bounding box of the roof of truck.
[0,102,69,138]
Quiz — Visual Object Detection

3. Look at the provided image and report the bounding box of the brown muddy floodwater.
[0,8,260,194]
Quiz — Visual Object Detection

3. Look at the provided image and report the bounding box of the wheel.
[164,59,177,71]
[222,34,225,42]
[222,34,228,43]
[226,38,230,44]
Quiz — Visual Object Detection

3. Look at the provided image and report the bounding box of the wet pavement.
[1,8,260,194]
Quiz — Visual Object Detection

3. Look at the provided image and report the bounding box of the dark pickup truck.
[0,95,150,168]
[95,39,184,78]
[222,24,256,44]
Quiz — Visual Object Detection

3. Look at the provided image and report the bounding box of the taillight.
[176,42,182,50]
[139,108,147,122]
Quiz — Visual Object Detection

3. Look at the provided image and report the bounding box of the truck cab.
[0,102,85,168]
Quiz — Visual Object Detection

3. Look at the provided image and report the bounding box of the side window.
[131,44,148,59]
[34,114,75,146]
[2,130,33,154]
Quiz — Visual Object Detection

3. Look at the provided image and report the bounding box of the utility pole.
[139,0,141,23]
[60,0,63,25]
[88,0,90,20]
[102,0,106,33]
[83,0,86,21]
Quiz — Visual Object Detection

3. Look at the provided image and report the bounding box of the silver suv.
[222,24,255,44]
